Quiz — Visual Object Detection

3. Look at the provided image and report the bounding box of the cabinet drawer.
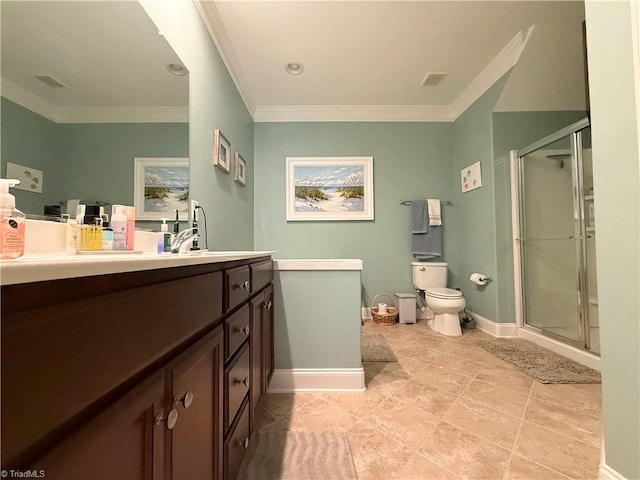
[225,266,250,312]
[225,304,250,362]
[250,260,273,294]
[224,400,249,480]
[224,345,250,432]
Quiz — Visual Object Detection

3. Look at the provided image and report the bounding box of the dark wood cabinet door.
[33,369,166,480]
[250,293,264,424]
[263,287,275,388]
[167,325,224,480]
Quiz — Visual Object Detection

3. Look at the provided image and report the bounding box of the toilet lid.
[425,288,463,299]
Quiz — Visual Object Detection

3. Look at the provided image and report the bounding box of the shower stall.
[511,118,600,360]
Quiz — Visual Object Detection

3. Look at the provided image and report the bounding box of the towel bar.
[400,200,452,206]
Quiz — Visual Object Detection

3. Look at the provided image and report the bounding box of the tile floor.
[254,319,603,479]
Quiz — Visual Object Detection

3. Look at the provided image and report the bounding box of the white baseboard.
[362,307,372,320]
[518,328,601,371]
[268,368,366,393]
[599,463,628,480]
[470,312,518,337]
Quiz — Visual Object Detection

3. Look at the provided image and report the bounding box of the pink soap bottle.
[0,179,26,259]
[124,206,135,250]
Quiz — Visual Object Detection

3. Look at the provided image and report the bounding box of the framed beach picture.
[285,156,374,221]
[134,157,189,220]
[213,129,231,173]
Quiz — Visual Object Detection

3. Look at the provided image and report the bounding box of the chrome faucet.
[171,227,200,253]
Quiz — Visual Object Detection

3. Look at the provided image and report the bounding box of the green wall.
[141,0,255,251]
[585,1,640,477]
[253,122,453,304]
[1,97,188,224]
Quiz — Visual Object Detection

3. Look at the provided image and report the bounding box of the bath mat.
[236,431,357,480]
[474,338,601,384]
[362,333,397,362]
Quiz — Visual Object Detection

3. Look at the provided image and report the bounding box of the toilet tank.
[411,262,447,290]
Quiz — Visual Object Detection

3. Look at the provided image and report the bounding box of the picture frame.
[461,161,482,193]
[285,156,374,221]
[134,157,189,220]
[234,152,247,186]
[213,129,231,173]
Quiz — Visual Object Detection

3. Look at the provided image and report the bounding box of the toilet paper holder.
[469,273,492,285]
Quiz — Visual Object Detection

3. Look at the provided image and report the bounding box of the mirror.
[0,1,189,220]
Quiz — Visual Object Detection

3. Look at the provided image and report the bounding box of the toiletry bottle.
[111,205,127,250]
[158,218,171,253]
[124,206,135,251]
[62,213,78,254]
[78,205,102,251]
[0,179,26,259]
[102,214,114,250]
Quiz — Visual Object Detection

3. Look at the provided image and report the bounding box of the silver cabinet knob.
[238,438,249,449]
[419,267,426,271]
[242,325,250,335]
[235,376,249,386]
[155,408,178,430]
[234,281,250,291]
[174,390,194,409]
[265,301,273,311]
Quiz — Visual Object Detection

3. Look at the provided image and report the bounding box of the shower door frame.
[511,117,593,352]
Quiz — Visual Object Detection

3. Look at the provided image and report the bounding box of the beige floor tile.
[364,362,412,396]
[525,395,602,446]
[322,388,389,419]
[388,378,458,418]
[418,422,511,480]
[395,344,440,365]
[395,354,434,378]
[369,398,440,448]
[531,381,602,413]
[254,405,277,431]
[384,328,424,345]
[429,352,485,377]
[506,454,573,480]
[461,379,529,418]
[443,396,522,449]
[260,393,316,418]
[413,364,473,395]
[347,421,415,480]
[391,452,461,480]
[263,397,358,433]
[475,364,534,395]
[514,421,601,479]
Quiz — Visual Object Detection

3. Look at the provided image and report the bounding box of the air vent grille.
[420,72,447,87]
[34,74,68,89]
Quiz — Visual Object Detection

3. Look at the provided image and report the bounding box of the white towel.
[427,199,442,226]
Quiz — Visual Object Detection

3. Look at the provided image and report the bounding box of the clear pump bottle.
[0,179,26,259]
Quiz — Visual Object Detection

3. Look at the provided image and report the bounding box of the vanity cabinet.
[1,255,273,480]
[249,285,274,427]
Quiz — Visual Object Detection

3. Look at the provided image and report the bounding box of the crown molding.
[449,28,532,121]
[254,104,454,123]
[194,0,256,116]
[1,77,188,123]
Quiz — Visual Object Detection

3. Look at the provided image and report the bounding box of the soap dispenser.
[0,179,26,259]
[158,218,172,253]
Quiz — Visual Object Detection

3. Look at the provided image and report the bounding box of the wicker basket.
[370,293,399,325]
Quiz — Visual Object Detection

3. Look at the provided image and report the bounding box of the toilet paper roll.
[470,273,488,286]
[378,303,387,314]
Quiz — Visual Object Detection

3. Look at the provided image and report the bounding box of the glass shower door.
[517,134,584,346]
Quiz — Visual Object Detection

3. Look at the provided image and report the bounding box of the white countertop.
[273,259,363,271]
[0,251,275,286]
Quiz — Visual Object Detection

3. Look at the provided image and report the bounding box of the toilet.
[411,261,466,336]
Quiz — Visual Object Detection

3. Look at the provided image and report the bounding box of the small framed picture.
[213,129,231,173]
[234,152,247,186]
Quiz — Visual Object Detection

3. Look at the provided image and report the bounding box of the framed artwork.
[285,156,374,221]
[234,152,247,186]
[461,161,482,193]
[213,129,231,173]
[6,162,43,193]
[134,157,189,220]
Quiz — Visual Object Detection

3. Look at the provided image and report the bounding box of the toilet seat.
[425,287,463,299]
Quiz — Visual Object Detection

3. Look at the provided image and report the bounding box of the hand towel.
[410,200,428,234]
[411,225,442,260]
[427,199,442,226]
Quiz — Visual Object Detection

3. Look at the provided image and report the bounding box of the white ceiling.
[197,0,587,122]
[0,1,188,123]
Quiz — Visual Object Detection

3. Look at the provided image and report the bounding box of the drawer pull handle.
[233,281,250,291]
[265,301,273,311]
[155,409,178,430]
[174,390,194,409]
[238,438,249,449]
[242,325,250,335]
[235,376,249,386]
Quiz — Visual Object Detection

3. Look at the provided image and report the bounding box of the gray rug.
[236,431,357,480]
[362,333,397,362]
[474,338,601,384]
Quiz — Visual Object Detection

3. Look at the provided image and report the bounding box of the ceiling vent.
[34,74,68,89]
[420,72,447,87]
